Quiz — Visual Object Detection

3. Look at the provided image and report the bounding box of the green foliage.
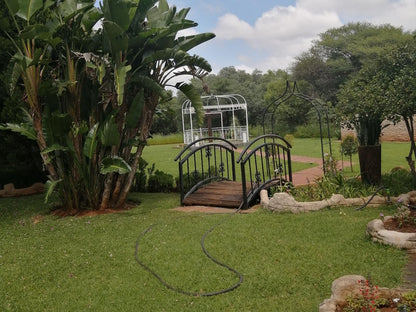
[187,67,286,127]
[288,166,414,202]
[2,0,214,211]
[147,169,174,192]
[292,22,413,106]
[283,134,294,146]
[341,135,358,171]
[131,158,148,192]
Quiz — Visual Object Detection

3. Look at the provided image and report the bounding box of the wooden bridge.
[174,135,293,210]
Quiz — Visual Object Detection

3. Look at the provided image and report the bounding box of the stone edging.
[366,217,416,249]
[260,190,389,213]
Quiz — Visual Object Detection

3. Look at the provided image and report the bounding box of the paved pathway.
[291,155,352,185]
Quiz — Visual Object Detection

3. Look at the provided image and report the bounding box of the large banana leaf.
[42,144,69,154]
[130,0,158,31]
[126,90,144,129]
[131,74,170,100]
[15,0,43,21]
[4,0,19,15]
[115,63,131,106]
[100,156,131,174]
[0,123,37,140]
[175,82,204,126]
[44,179,62,203]
[83,123,99,159]
[175,33,216,52]
[102,0,134,31]
[100,117,120,147]
[102,20,129,56]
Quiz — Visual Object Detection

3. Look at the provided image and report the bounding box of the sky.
[167,0,416,74]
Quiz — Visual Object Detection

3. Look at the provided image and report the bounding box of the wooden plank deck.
[182,180,251,208]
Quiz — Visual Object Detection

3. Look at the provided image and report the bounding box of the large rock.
[319,275,412,312]
[0,183,44,197]
[263,191,387,213]
[319,275,365,312]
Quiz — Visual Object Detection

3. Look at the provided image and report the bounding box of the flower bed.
[319,275,415,312]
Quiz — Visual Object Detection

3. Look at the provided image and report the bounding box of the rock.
[319,275,365,312]
[3,183,15,195]
[0,182,44,198]
[319,275,412,312]
[264,192,389,213]
[366,217,416,249]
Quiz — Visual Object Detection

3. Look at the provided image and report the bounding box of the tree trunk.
[358,145,381,185]
[403,116,416,187]
[114,97,157,209]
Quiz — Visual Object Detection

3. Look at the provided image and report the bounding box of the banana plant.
[99,0,215,209]
[3,0,214,211]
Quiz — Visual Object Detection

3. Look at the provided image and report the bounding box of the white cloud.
[211,0,416,72]
[214,13,254,40]
[298,0,416,30]
[213,5,342,71]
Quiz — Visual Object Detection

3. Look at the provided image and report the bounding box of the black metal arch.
[262,81,333,174]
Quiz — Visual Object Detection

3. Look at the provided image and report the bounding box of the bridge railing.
[174,137,237,205]
[237,134,292,209]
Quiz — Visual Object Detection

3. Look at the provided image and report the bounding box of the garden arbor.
[262,81,333,174]
[182,94,249,144]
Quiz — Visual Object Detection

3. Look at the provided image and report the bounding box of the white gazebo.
[182,94,249,145]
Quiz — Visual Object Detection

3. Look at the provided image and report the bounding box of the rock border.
[260,190,389,213]
[366,217,416,249]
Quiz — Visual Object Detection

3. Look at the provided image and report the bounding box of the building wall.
[341,119,413,142]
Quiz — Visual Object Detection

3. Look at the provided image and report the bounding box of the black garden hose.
[355,186,388,210]
[135,206,244,296]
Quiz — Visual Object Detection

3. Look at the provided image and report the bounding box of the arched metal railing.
[174,137,237,205]
[237,134,292,209]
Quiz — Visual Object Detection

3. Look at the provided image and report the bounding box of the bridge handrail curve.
[236,134,292,163]
[174,137,237,162]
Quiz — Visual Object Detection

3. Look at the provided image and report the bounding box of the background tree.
[186,67,290,127]
[2,0,214,211]
[375,38,416,185]
[291,22,413,105]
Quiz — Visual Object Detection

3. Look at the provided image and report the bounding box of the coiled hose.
[135,206,244,296]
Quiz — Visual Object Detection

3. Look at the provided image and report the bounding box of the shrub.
[130,158,148,192]
[283,134,294,146]
[147,170,174,193]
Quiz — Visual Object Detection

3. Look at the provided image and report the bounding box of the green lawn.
[142,138,411,179]
[142,143,315,179]
[0,194,407,311]
[290,138,410,173]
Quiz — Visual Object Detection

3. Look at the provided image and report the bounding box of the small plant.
[340,135,358,172]
[323,153,338,175]
[379,213,384,223]
[343,278,386,312]
[393,198,416,228]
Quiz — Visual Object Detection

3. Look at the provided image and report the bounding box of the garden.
[1,0,416,311]
[1,140,416,311]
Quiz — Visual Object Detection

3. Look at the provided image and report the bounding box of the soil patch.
[51,201,137,218]
[383,210,416,233]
